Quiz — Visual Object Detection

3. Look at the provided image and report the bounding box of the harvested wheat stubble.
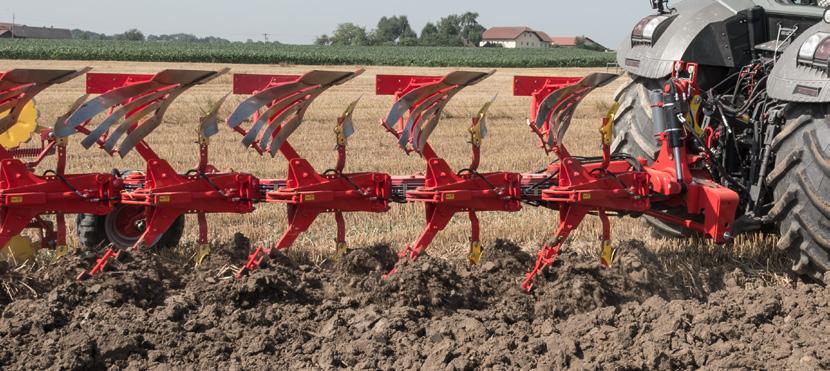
[0,236,827,370]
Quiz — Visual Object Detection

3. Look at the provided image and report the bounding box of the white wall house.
[479,27,552,49]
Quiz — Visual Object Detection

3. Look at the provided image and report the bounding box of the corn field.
[0,39,615,67]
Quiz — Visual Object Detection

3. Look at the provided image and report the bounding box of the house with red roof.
[480,27,609,51]
[479,27,551,48]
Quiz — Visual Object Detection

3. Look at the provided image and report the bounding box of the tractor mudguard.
[617,0,756,79]
[618,0,823,81]
[768,21,830,103]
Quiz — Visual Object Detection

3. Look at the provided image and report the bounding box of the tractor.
[614,0,829,280]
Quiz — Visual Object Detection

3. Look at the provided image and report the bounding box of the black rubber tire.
[610,75,662,162]
[75,213,108,250]
[74,208,185,250]
[610,75,697,238]
[766,103,830,281]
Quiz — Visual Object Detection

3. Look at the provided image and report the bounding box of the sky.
[0,0,654,48]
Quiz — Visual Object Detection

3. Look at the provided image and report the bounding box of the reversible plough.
[0,63,739,290]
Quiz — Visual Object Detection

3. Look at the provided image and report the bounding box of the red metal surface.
[0,155,119,250]
[375,74,444,95]
[77,247,120,280]
[119,158,259,248]
[0,67,745,292]
[0,69,118,256]
[515,67,739,290]
[111,204,145,238]
[228,70,391,277]
[73,70,260,276]
[513,75,581,124]
[86,73,154,94]
[232,74,300,94]
[377,72,523,275]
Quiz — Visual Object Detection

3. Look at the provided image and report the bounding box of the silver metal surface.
[383,84,446,130]
[398,88,454,148]
[240,91,306,147]
[60,81,158,138]
[198,93,231,139]
[79,89,171,149]
[338,96,362,140]
[269,111,307,157]
[102,101,162,152]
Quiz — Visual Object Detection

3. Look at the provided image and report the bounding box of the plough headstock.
[58,69,228,157]
[227,69,364,158]
[378,70,494,156]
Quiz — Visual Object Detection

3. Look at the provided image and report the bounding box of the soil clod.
[0,238,826,370]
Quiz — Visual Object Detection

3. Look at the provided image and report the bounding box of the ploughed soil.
[0,235,827,370]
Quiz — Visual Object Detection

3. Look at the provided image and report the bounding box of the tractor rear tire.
[75,207,185,250]
[610,75,697,238]
[767,103,830,281]
[610,75,662,162]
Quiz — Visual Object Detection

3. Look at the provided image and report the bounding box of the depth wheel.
[75,205,184,250]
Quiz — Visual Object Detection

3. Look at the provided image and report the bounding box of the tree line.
[71,29,237,44]
[315,12,486,47]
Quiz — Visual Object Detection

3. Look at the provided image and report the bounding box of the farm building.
[0,23,71,39]
[479,27,552,48]
[550,36,609,51]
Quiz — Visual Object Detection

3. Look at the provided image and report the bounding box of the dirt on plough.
[0,236,827,370]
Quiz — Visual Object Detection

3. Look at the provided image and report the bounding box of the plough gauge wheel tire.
[75,206,185,250]
[769,103,830,281]
[0,100,38,149]
[610,75,697,238]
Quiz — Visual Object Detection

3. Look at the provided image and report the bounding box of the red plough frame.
[0,64,740,291]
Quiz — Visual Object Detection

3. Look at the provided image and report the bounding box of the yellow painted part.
[468,241,482,266]
[333,241,350,261]
[688,95,704,136]
[600,101,621,146]
[54,245,70,260]
[468,121,483,147]
[1,235,36,264]
[0,100,37,149]
[195,244,211,267]
[599,240,616,268]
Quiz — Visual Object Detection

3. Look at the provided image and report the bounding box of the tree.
[419,12,485,47]
[458,12,486,46]
[419,22,441,46]
[71,29,108,40]
[328,23,370,46]
[314,11,486,47]
[372,15,417,45]
[315,34,331,46]
[115,28,145,41]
